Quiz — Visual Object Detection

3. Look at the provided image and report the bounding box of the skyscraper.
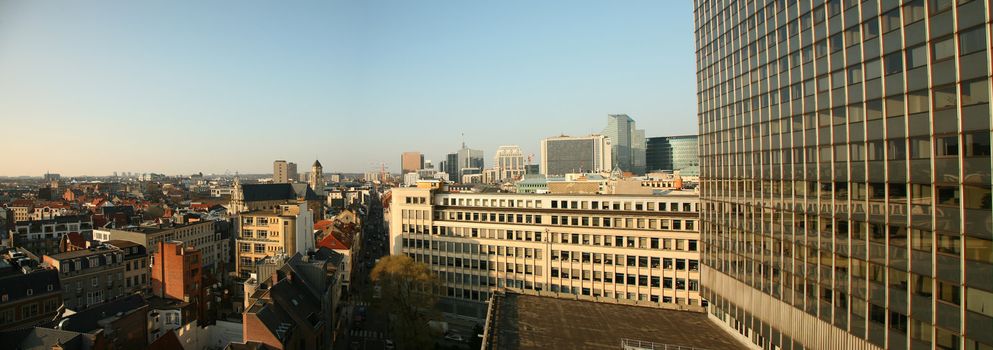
[696,1,991,350]
[401,151,425,174]
[540,134,612,176]
[494,145,526,181]
[647,135,700,176]
[603,114,647,174]
[273,160,297,183]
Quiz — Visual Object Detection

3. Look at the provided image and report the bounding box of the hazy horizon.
[0,1,697,177]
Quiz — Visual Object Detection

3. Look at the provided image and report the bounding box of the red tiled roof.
[314,219,334,231]
[65,232,86,248]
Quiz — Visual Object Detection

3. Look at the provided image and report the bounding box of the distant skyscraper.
[401,152,425,174]
[696,1,992,350]
[540,134,612,176]
[273,160,297,183]
[443,143,484,181]
[602,114,647,174]
[494,145,525,181]
[646,135,699,175]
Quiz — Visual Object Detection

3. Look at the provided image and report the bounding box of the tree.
[371,255,440,350]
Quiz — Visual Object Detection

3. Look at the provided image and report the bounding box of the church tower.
[309,160,324,195]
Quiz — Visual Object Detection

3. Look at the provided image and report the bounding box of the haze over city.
[0,0,696,176]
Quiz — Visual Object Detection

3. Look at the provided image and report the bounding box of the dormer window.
[1,294,7,302]
[47,284,53,291]
[26,289,32,296]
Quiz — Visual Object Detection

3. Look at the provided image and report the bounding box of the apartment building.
[10,215,94,257]
[105,240,149,296]
[151,241,206,323]
[93,221,228,276]
[389,186,703,311]
[235,202,315,277]
[43,244,126,310]
[0,249,63,331]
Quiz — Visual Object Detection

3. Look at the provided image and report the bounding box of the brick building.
[151,241,206,323]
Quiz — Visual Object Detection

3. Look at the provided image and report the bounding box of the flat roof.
[486,293,746,350]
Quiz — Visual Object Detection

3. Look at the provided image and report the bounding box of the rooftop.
[100,221,212,235]
[484,293,746,350]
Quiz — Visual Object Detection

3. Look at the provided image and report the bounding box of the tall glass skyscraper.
[604,114,648,174]
[695,1,991,350]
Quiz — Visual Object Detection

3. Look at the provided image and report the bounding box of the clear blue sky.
[0,0,697,176]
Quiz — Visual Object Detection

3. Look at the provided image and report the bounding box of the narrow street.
[337,190,392,350]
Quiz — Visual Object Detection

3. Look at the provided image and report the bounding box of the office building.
[603,114,648,175]
[540,134,613,176]
[695,1,992,349]
[647,135,700,176]
[389,186,703,318]
[401,152,425,174]
[44,244,126,310]
[235,202,315,277]
[273,160,297,184]
[494,145,526,182]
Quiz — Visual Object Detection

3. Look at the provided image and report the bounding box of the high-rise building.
[647,135,700,176]
[273,160,298,183]
[540,134,612,176]
[389,186,703,313]
[401,152,425,174]
[695,1,992,350]
[494,145,526,181]
[603,114,647,175]
[457,144,485,178]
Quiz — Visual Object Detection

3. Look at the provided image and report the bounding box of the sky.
[0,0,698,176]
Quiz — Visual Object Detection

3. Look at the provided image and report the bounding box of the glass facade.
[647,135,701,175]
[695,0,992,349]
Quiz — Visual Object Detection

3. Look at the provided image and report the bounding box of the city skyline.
[0,0,697,176]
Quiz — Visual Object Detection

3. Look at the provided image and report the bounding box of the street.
[336,190,393,350]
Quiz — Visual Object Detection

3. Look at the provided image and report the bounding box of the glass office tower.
[694,0,991,349]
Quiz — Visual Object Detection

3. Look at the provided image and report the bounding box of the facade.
[0,249,63,331]
[401,151,425,174]
[151,241,206,323]
[646,135,700,175]
[235,202,316,277]
[494,145,526,182]
[44,244,127,310]
[273,160,298,184]
[93,221,227,277]
[602,114,648,175]
[457,145,485,179]
[389,187,703,312]
[11,215,94,257]
[105,240,150,296]
[695,1,993,350]
[540,134,613,176]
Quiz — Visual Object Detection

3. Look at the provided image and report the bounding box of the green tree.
[371,255,440,350]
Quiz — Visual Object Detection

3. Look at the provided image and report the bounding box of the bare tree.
[370,255,439,349]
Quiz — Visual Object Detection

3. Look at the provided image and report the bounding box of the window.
[960,27,987,55]
[932,37,955,62]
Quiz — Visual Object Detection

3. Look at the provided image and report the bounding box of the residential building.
[43,244,126,310]
[389,186,703,318]
[242,249,345,350]
[401,151,425,174]
[540,134,612,176]
[272,160,298,184]
[6,200,34,223]
[494,145,526,182]
[602,114,647,175]
[56,294,149,349]
[104,240,149,296]
[695,1,993,349]
[235,202,315,277]
[646,135,699,176]
[93,221,227,278]
[10,215,94,257]
[0,248,62,331]
[151,241,206,323]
